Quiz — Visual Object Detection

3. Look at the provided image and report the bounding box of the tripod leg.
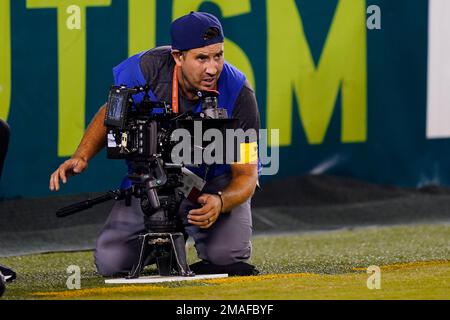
[169,233,194,276]
[126,234,149,279]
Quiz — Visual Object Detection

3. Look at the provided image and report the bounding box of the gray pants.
[94,174,253,276]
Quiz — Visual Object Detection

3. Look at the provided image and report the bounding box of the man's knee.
[94,200,147,276]
[94,246,136,277]
[94,232,141,277]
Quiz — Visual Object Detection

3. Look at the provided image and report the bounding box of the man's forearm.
[220,164,258,213]
[72,104,107,161]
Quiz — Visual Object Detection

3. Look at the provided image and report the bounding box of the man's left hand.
[188,194,222,229]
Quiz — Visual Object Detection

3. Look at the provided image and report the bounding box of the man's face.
[172,42,225,93]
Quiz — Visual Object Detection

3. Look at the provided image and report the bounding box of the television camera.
[56,83,234,279]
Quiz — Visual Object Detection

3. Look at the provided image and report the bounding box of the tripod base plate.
[105,273,228,284]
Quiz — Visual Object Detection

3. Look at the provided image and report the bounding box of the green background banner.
[1,0,444,199]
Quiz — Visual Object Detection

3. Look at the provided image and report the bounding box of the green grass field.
[2,223,449,300]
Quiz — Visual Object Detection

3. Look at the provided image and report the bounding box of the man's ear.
[171,50,183,67]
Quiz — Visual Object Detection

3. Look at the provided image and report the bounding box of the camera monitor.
[105,87,130,129]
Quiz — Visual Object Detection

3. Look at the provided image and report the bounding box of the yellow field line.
[33,285,167,298]
[352,260,449,271]
[203,273,316,284]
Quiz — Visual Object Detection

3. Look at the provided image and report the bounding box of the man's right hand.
[49,157,88,191]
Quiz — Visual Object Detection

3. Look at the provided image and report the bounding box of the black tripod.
[57,168,195,279]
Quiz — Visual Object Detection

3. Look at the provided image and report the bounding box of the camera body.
[104,85,175,162]
[104,86,227,163]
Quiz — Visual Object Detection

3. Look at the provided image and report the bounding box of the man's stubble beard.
[179,68,201,100]
[179,67,220,99]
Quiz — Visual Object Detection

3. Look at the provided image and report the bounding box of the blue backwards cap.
[171,12,224,51]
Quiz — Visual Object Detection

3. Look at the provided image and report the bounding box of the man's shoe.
[189,261,259,276]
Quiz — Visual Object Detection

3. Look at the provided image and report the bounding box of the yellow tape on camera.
[238,141,258,164]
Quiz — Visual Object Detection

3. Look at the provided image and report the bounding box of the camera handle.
[56,189,127,218]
